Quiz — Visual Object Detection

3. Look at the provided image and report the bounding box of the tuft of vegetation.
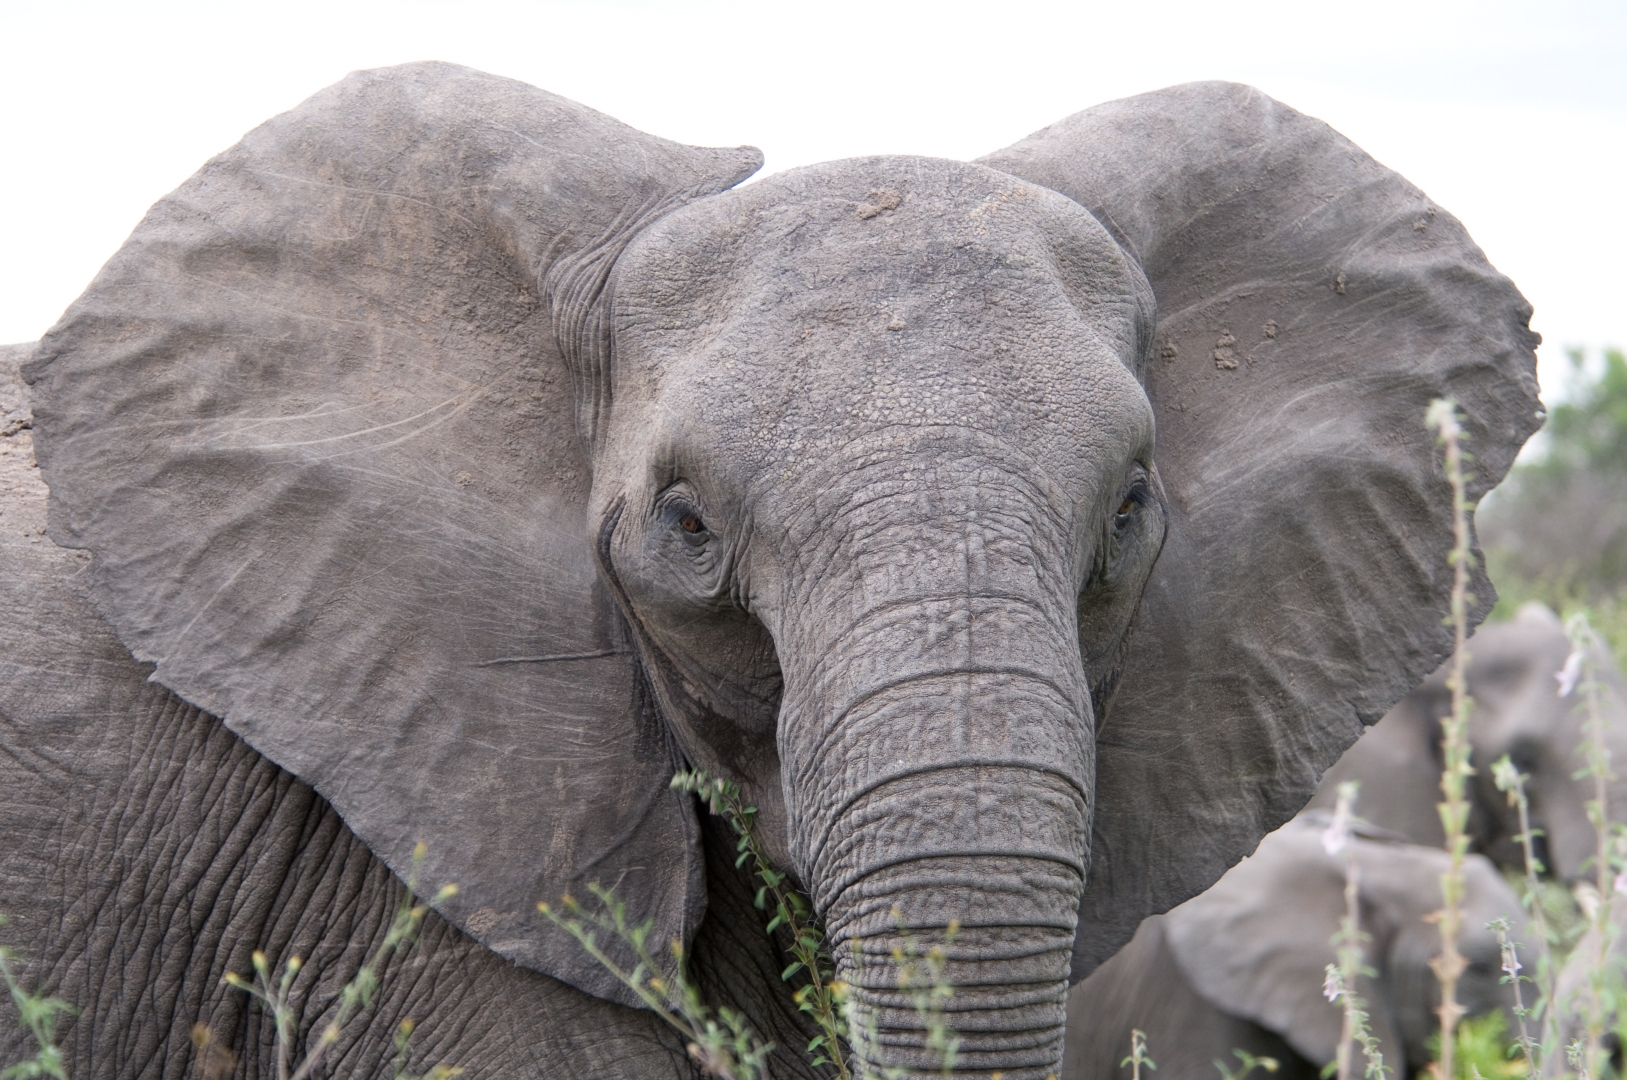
[1430,1011,1528,1080]
[1484,347,1627,667]
[1215,1048,1279,1080]
[1321,781,1390,1080]
[1429,397,1479,1080]
[546,769,978,1078]
[1122,1028,1156,1080]
[0,916,72,1080]
[1491,757,1559,1069]
[670,769,851,1077]
[540,885,775,1080]
[1562,612,1627,1080]
[221,842,461,1080]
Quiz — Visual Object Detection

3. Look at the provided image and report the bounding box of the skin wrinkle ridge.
[804,666,1084,753]
[792,605,1081,717]
[799,754,1092,877]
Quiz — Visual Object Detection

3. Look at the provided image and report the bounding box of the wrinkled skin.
[1309,603,1627,882]
[1062,822,1526,1080]
[1,64,1542,1080]
[598,161,1163,1072]
[0,344,825,1080]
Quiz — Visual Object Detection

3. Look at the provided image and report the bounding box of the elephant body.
[0,343,826,1078]
[1308,603,1627,880]
[2,63,1540,1078]
[1063,820,1526,1080]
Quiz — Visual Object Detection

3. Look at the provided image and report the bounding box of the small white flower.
[1321,822,1348,856]
[1557,648,1586,697]
[1323,965,1342,1003]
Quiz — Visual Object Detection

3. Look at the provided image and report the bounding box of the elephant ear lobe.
[981,81,1541,977]
[1162,825,1404,1069]
[23,62,762,1007]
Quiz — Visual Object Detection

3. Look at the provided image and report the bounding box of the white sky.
[3,0,1622,403]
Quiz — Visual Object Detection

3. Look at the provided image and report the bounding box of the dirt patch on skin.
[1,343,31,437]
[0,343,54,546]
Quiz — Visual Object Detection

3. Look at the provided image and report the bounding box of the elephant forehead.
[611,155,1153,473]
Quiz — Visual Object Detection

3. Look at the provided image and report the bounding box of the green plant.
[390,1020,463,1080]
[1122,1028,1156,1080]
[1483,349,1627,1080]
[0,916,73,1080]
[546,768,976,1079]
[1483,346,1627,670]
[1429,1010,1527,1080]
[539,886,773,1080]
[1214,1048,1279,1080]
[223,842,460,1080]
[1429,397,1478,1080]
[1321,780,1390,1080]
[671,769,850,1077]
[1557,611,1627,1080]
[1492,757,1559,1071]
[1488,914,1542,1072]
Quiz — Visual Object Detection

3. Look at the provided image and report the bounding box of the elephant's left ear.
[1162,824,1406,1070]
[981,81,1542,979]
[23,62,761,1008]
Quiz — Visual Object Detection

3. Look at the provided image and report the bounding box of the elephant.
[1307,602,1627,882]
[1060,818,1527,1080]
[1545,892,1627,1078]
[0,62,1541,1079]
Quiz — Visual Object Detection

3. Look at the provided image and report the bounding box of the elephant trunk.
[827,828,1082,1077]
[782,651,1092,1077]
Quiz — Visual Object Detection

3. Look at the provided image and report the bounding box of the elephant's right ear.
[23,62,761,1008]
[982,81,1542,978]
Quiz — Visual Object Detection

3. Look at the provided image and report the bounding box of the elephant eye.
[680,514,705,535]
[1115,483,1148,527]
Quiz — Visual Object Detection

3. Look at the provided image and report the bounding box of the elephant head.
[1312,603,1627,882]
[1101,820,1526,1079]
[22,64,1540,1076]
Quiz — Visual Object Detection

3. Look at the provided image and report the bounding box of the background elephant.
[1545,892,1627,1078]
[1,63,1539,1079]
[1062,820,1526,1080]
[1308,602,1627,881]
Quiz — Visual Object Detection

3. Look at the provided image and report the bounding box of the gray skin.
[1062,821,1526,1080]
[1,63,1540,1079]
[1308,603,1627,882]
[1547,892,1627,1078]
